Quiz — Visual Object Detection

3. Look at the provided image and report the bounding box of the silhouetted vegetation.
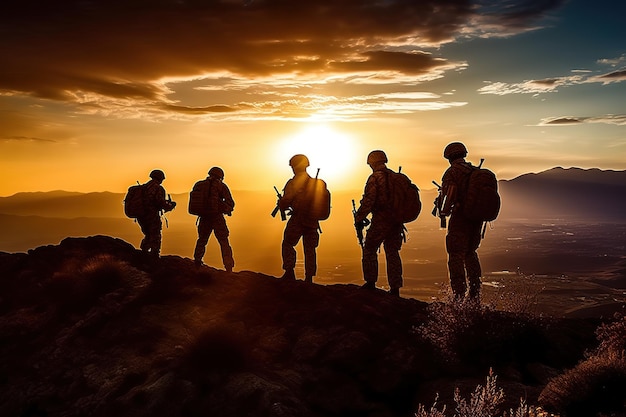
[417,298,548,370]
[539,314,626,417]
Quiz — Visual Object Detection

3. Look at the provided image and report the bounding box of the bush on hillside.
[47,254,134,313]
[415,298,545,368]
[415,370,555,417]
[539,314,626,417]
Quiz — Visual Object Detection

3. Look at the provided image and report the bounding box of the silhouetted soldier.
[138,169,176,258]
[354,150,404,296]
[437,142,483,301]
[191,167,235,271]
[278,154,320,283]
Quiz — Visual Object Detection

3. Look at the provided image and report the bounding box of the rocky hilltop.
[0,236,622,417]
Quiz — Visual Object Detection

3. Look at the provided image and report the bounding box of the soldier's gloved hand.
[355,218,370,229]
[164,201,176,212]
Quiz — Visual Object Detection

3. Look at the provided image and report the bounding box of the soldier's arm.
[222,184,235,212]
[278,180,295,210]
[440,184,457,216]
[440,169,458,216]
[355,175,377,223]
[155,186,168,209]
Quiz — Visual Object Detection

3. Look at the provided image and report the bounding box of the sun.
[275,124,359,187]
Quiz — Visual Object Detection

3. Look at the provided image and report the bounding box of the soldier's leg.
[214,216,234,271]
[302,226,320,279]
[281,219,301,272]
[144,215,163,256]
[362,221,385,284]
[138,218,150,252]
[465,221,483,300]
[193,217,212,263]
[446,216,468,299]
[383,225,404,290]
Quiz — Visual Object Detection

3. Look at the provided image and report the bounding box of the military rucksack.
[188,179,217,217]
[462,160,501,222]
[123,182,147,218]
[386,169,422,224]
[294,176,331,221]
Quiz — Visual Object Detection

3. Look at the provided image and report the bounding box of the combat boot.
[361,281,376,290]
[281,269,296,280]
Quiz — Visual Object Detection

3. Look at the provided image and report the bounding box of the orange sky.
[1,0,625,196]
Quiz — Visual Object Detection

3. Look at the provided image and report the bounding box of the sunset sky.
[1,0,625,196]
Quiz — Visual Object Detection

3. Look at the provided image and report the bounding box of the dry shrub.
[416,298,544,367]
[415,370,553,417]
[539,314,626,417]
[594,313,626,355]
[538,351,626,417]
[454,369,504,417]
[48,254,134,313]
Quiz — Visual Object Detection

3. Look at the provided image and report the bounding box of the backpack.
[462,161,501,222]
[386,169,422,224]
[295,177,331,221]
[123,182,147,218]
[188,179,216,217]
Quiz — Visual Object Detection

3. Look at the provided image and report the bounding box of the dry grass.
[415,370,558,417]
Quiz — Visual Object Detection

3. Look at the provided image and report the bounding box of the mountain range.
[1,167,624,222]
[497,167,626,221]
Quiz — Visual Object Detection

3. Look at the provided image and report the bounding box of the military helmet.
[443,142,468,160]
[149,169,165,181]
[366,150,388,165]
[289,154,310,169]
[208,166,224,180]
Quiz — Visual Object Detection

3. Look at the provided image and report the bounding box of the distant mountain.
[0,191,126,218]
[1,167,623,223]
[498,167,626,221]
[0,236,611,417]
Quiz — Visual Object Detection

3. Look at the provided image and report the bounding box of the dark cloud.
[595,69,626,83]
[543,117,584,125]
[0,0,564,102]
[532,78,560,86]
[540,115,626,126]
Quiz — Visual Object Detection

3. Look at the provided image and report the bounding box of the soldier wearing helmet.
[354,150,404,296]
[191,166,235,271]
[277,154,320,283]
[437,142,483,301]
[137,169,176,257]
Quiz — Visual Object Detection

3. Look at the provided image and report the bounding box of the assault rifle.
[431,181,447,229]
[352,199,370,248]
[271,186,287,221]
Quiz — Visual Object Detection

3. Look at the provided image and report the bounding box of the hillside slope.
[0,236,611,417]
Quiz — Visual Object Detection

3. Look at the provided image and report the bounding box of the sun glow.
[275,124,359,188]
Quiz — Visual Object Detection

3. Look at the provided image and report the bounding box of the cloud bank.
[0,0,566,119]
